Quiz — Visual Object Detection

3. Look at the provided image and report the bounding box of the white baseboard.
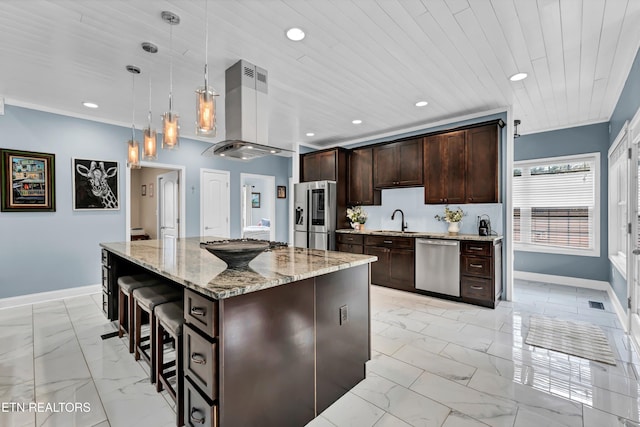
[0,284,101,310]
[514,270,628,332]
[513,271,609,291]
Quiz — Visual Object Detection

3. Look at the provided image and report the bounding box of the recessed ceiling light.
[82,102,99,109]
[270,150,277,153]
[509,72,528,82]
[352,119,362,124]
[306,132,315,137]
[286,27,305,41]
[415,101,428,107]
[220,153,225,157]
[247,146,254,149]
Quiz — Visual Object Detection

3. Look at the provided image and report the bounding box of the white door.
[158,170,179,244]
[201,169,230,238]
[630,112,640,342]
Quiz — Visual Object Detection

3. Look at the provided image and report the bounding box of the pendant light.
[162,11,180,149]
[143,75,158,160]
[126,65,141,169]
[195,0,218,136]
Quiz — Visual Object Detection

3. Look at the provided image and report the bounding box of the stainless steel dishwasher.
[415,239,460,296]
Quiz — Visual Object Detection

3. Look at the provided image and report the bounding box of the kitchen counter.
[100,237,376,300]
[100,237,375,426]
[336,228,502,242]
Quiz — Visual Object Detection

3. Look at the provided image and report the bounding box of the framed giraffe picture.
[1,148,56,212]
[72,158,119,210]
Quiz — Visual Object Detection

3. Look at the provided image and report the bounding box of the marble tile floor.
[1,280,639,426]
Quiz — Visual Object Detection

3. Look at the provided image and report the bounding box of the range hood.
[202,60,285,160]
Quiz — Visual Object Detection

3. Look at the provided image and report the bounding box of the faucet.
[391,209,408,232]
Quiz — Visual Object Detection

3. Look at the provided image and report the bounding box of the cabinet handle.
[190,408,205,424]
[383,240,393,244]
[347,237,354,241]
[444,198,448,202]
[470,264,483,268]
[191,352,206,365]
[190,306,206,316]
[469,197,474,202]
[470,285,484,290]
[469,246,483,251]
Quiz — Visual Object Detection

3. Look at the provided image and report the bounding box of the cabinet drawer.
[101,249,109,266]
[461,255,492,278]
[461,276,493,300]
[364,235,414,249]
[337,233,364,245]
[184,377,217,427]
[184,324,218,401]
[461,241,492,256]
[337,243,364,254]
[185,289,218,338]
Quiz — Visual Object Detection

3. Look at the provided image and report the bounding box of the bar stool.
[132,284,182,383]
[155,301,185,427]
[118,274,162,353]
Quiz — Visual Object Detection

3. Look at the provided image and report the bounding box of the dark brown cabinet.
[300,148,350,229]
[424,124,499,204]
[337,233,364,254]
[373,138,423,188]
[348,148,381,206]
[424,131,466,204]
[364,235,414,291]
[460,241,502,308]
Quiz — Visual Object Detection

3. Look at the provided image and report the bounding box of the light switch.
[339,305,348,325]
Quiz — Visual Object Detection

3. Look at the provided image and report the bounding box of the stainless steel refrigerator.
[294,181,337,250]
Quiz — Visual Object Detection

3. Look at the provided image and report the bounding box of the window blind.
[513,156,596,252]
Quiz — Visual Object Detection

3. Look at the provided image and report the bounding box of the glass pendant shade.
[127,139,141,169]
[162,112,179,149]
[195,86,217,135]
[143,127,157,160]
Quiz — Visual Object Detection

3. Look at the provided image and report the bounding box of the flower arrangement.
[434,205,465,223]
[346,206,368,224]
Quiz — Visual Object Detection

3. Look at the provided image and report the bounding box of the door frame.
[200,168,231,238]
[628,107,640,348]
[157,170,180,241]
[240,173,276,241]
[125,161,186,241]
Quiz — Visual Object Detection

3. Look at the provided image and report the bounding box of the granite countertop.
[336,229,503,243]
[101,237,376,300]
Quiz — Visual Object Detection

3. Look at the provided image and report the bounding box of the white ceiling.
[1,0,639,151]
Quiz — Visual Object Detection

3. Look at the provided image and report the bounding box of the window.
[513,153,600,256]
[608,125,629,277]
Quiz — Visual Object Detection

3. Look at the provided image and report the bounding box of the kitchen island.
[100,237,376,427]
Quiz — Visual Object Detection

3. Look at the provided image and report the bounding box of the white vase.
[448,221,460,234]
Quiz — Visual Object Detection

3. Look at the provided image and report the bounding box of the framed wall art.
[277,185,286,199]
[251,192,261,208]
[72,158,119,210]
[1,148,56,212]
[141,184,147,196]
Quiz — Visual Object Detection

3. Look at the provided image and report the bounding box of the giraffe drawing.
[76,161,119,209]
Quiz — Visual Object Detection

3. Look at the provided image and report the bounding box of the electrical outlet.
[339,305,348,325]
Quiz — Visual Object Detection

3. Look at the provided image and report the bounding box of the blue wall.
[608,47,640,309]
[0,105,291,299]
[513,123,610,282]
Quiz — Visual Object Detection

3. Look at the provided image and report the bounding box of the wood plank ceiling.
[0,0,638,150]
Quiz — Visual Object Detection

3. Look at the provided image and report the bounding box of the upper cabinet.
[424,123,500,204]
[348,147,381,206]
[373,138,423,188]
[301,149,338,182]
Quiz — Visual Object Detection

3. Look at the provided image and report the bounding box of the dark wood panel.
[373,144,397,188]
[184,324,218,401]
[461,255,492,278]
[424,135,446,204]
[316,265,369,413]
[364,235,415,249]
[365,246,389,286]
[442,132,466,203]
[337,233,364,245]
[219,279,315,427]
[184,377,217,427]
[461,276,493,300]
[348,148,381,205]
[301,150,337,182]
[337,243,364,254]
[397,138,423,186]
[465,125,499,203]
[184,289,219,338]
[389,248,415,290]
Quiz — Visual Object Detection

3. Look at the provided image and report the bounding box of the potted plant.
[434,205,465,234]
[346,206,368,230]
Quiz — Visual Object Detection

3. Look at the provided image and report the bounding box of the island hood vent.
[202,60,284,160]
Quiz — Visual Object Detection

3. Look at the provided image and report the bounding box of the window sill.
[610,254,627,280]
[514,243,599,257]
